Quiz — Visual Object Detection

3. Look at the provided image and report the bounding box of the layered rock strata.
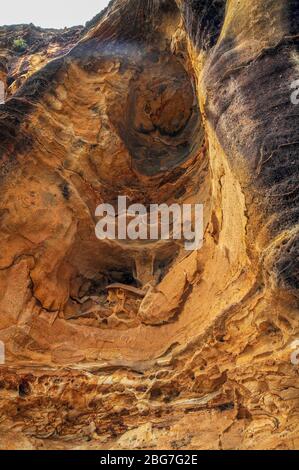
[0,0,298,450]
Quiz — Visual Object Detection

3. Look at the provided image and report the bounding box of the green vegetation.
[12,38,28,52]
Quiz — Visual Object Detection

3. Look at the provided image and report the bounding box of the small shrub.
[12,38,28,52]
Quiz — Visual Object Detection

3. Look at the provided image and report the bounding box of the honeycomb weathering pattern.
[0,0,298,450]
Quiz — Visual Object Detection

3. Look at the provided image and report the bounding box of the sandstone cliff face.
[0,24,83,97]
[0,0,298,450]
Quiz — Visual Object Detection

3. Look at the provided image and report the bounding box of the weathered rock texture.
[0,0,298,450]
